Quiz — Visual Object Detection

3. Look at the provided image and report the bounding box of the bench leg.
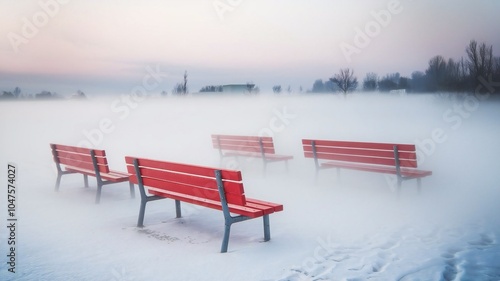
[417,178,422,194]
[175,200,182,218]
[129,182,135,199]
[55,173,62,191]
[137,199,147,227]
[221,223,232,253]
[263,215,270,241]
[84,174,89,188]
[397,178,402,198]
[95,184,103,204]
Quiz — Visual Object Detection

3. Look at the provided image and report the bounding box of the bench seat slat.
[321,161,432,178]
[246,198,284,212]
[147,189,270,218]
[305,151,418,168]
[65,166,129,182]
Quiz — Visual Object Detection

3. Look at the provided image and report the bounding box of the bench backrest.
[50,144,110,173]
[212,134,276,155]
[302,139,418,168]
[125,157,247,206]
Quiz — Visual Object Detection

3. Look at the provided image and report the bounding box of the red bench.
[211,134,293,174]
[302,139,432,192]
[125,156,283,253]
[50,144,134,203]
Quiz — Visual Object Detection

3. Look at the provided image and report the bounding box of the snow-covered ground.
[1,93,500,281]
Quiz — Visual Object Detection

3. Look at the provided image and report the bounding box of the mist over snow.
[1,93,500,281]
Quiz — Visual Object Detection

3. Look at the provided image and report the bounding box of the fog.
[1,93,499,280]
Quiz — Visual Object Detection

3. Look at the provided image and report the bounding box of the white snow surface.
[1,93,500,281]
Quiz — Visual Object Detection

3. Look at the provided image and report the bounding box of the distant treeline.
[309,40,500,94]
[0,89,86,100]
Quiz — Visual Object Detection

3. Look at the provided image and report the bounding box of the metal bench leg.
[95,183,103,204]
[84,174,89,188]
[137,199,147,227]
[314,169,319,186]
[221,223,232,253]
[397,179,402,198]
[55,173,62,191]
[175,200,182,218]
[129,182,135,199]
[263,215,270,241]
[417,178,422,194]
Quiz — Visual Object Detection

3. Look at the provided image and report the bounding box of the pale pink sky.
[1,0,499,95]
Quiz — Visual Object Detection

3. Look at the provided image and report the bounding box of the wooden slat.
[246,198,284,212]
[303,145,417,160]
[212,135,276,154]
[58,157,109,172]
[51,144,110,173]
[212,135,273,143]
[148,190,266,218]
[126,165,244,195]
[57,156,109,173]
[213,140,274,150]
[302,139,416,152]
[51,144,106,157]
[321,161,432,178]
[54,150,109,165]
[128,175,246,206]
[125,157,242,182]
[304,151,417,168]
[217,144,275,154]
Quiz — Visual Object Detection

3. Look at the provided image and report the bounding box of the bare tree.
[466,40,493,83]
[362,72,378,91]
[330,68,358,95]
[426,55,447,91]
[273,85,282,94]
[182,71,188,94]
[173,71,189,95]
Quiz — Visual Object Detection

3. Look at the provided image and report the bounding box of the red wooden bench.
[302,139,432,192]
[211,134,293,174]
[125,156,283,253]
[50,144,134,203]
